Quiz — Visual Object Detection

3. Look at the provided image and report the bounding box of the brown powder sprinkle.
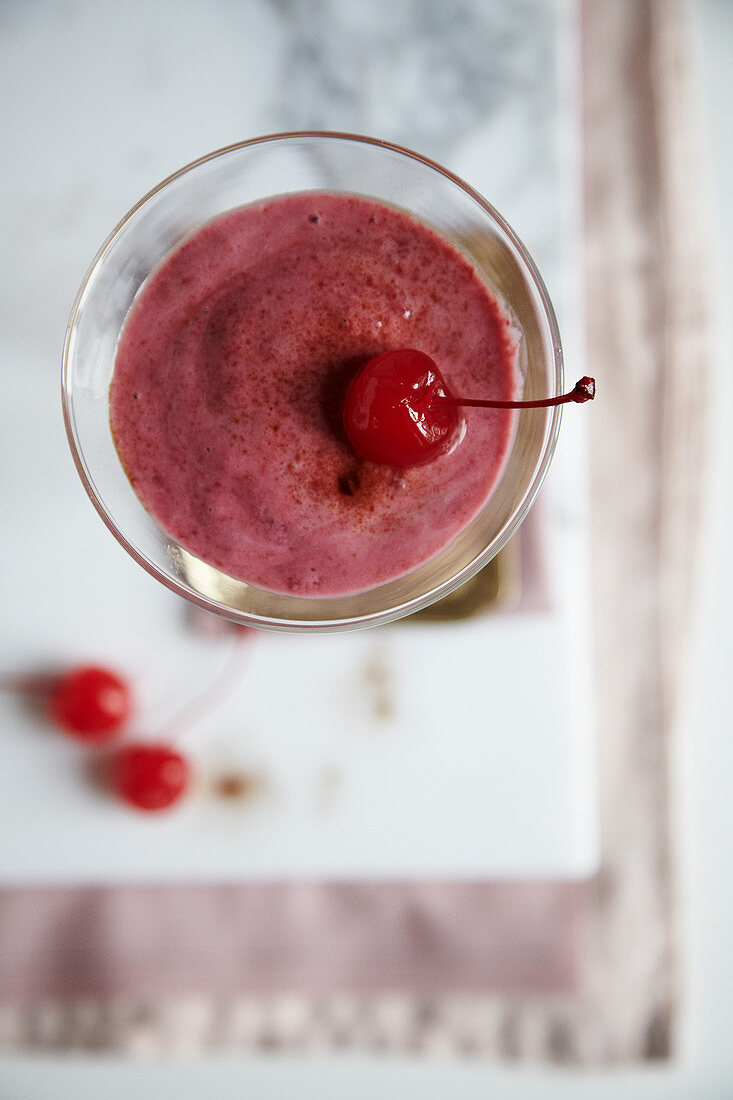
[211,771,265,801]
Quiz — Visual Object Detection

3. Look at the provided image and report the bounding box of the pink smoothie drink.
[110,192,520,597]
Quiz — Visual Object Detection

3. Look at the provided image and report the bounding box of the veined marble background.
[1,0,574,373]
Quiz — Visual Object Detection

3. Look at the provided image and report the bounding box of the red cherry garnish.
[344,348,595,467]
[343,348,463,467]
[112,743,191,812]
[49,665,132,742]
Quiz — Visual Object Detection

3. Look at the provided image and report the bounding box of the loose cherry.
[49,665,132,742]
[112,743,191,812]
[343,348,595,468]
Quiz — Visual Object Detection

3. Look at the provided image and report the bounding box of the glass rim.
[61,130,564,633]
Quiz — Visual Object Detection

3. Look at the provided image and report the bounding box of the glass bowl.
[62,131,563,633]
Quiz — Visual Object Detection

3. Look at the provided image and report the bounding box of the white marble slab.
[0,0,597,883]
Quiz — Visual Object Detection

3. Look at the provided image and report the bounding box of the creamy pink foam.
[110,193,519,596]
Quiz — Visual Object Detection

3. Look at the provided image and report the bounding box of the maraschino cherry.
[112,743,190,812]
[344,348,595,468]
[49,665,132,742]
[343,349,462,467]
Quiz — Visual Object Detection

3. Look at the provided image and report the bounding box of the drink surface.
[110,192,520,596]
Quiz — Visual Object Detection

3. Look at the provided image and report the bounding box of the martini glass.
[62,131,563,633]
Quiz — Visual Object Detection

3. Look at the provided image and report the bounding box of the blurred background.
[1,0,732,1096]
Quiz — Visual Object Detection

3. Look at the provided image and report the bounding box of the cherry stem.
[443,376,596,410]
[0,672,60,695]
[156,629,255,745]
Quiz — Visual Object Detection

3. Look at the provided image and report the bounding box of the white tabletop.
[0,0,595,885]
